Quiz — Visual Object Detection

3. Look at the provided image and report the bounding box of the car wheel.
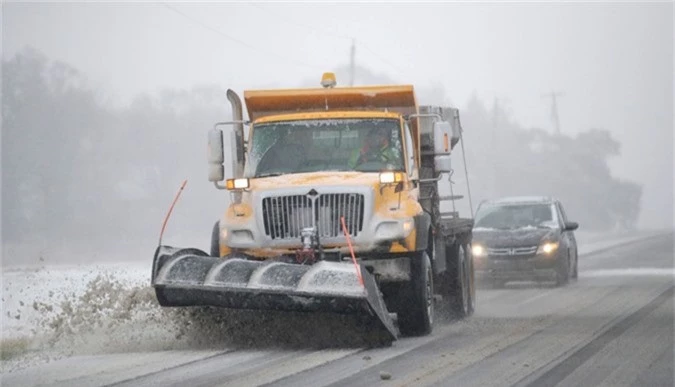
[556,255,570,286]
[571,251,578,280]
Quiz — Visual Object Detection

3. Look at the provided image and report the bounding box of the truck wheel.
[210,221,220,257]
[556,255,570,286]
[450,244,474,318]
[398,251,434,336]
[467,247,476,315]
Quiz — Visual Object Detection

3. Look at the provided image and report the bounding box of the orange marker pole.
[158,179,188,246]
[341,216,364,288]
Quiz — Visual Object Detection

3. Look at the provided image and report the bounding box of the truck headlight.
[472,244,487,257]
[537,241,559,255]
[375,218,414,240]
[402,219,414,235]
[226,178,249,190]
[379,171,404,184]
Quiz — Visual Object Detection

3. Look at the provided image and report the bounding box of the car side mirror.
[564,221,579,231]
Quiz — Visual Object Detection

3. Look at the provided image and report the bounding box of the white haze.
[1,2,673,268]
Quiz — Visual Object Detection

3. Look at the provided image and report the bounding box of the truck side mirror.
[432,121,452,155]
[207,128,225,182]
[432,121,453,173]
[435,155,452,173]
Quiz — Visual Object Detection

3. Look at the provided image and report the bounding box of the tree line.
[2,47,641,250]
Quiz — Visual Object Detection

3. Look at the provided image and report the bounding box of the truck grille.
[262,193,365,240]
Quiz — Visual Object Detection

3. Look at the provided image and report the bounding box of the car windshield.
[474,203,558,229]
[244,118,404,178]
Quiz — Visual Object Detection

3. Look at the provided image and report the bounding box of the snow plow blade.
[151,246,399,342]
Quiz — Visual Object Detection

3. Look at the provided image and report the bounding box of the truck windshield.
[244,118,405,178]
[474,204,558,230]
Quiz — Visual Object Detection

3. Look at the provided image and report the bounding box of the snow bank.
[0,261,223,373]
[0,260,385,374]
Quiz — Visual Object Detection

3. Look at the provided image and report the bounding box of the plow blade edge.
[151,246,398,341]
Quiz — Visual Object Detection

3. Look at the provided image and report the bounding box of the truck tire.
[397,251,434,336]
[467,247,476,315]
[450,244,475,318]
[210,221,220,257]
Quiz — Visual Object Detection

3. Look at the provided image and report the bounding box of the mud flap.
[151,245,399,342]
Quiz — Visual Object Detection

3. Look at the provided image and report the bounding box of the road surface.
[2,231,673,387]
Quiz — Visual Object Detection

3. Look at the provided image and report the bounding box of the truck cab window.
[244,118,405,177]
[404,121,416,176]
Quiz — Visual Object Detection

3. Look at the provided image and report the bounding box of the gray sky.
[3,1,673,229]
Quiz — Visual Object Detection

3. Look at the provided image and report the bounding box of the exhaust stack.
[227,89,245,178]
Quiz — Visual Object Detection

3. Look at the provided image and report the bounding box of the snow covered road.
[1,229,672,386]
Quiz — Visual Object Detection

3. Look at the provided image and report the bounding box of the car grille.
[487,246,538,257]
[262,193,365,240]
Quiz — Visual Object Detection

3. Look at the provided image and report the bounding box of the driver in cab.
[348,127,399,169]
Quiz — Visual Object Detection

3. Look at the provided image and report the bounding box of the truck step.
[438,195,464,201]
[440,211,460,218]
[418,195,464,201]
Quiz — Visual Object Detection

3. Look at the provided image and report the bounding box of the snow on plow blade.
[151,246,398,342]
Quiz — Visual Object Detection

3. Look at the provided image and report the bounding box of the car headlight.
[472,244,487,257]
[537,241,559,255]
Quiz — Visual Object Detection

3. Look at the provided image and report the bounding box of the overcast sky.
[3,1,673,228]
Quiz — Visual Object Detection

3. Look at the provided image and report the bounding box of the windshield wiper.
[256,173,284,178]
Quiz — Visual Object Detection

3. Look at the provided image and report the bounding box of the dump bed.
[243,85,417,121]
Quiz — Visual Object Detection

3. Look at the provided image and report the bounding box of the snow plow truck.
[151,73,475,345]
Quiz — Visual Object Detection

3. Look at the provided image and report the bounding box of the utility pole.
[349,39,356,86]
[491,97,500,198]
[542,91,564,135]
[491,97,499,150]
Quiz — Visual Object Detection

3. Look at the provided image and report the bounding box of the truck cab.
[216,110,425,259]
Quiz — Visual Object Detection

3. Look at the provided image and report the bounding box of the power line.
[357,43,408,79]
[246,3,353,41]
[244,3,409,79]
[160,3,323,72]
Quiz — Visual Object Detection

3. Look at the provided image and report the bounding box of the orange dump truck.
[151,73,475,345]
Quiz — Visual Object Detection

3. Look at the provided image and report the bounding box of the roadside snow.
[0,261,222,373]
[575,230,668,256]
